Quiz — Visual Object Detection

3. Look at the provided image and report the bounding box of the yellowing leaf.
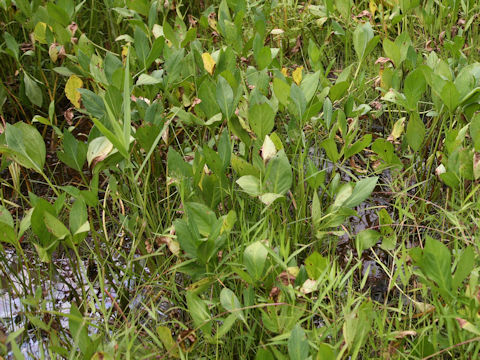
[65,75,83,108]
[33,22,49,44]
[292,66,303,85]
[388,117,405,141]
[208,17,218,31]
[281,67,289,77]
[369,0,378,17]
[49,44,58,63]
[202,52,216,75]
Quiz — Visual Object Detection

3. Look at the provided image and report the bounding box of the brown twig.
[104,288,129,326]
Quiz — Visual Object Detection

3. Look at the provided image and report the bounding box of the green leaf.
[300,71,320,102]
[305,251,328,279]
[2,123,46,173]
[24,73,43,107]
[146,37,165,69]
[323,97,333,129]
[403,69,426,110]
[255,46,272,70]
[58,130,87,172]
[185,202,217,237]
[471,114,480,152]
[220,288,244,321]
[306,159,326,190]
[78,89,106,118]
[289,83,307,119]
[215,313,238,339]
[186,291,212,336]
[273,77,290,106]
[329,81,349,102]
[44,212,70,240]
[243,241,268,281]
[216,76,235,120]
[156,326,179,356]
[353,22,374,61]
[134,26,150,69]
[259,193,283,206]
[198,79,221,119]
[416,237,452,293]
[236,175,262,197]
[46,2,70,26]
[452,246,474,291]
[355,229,381,256]
[255,348,274,360]
[70,198,89,243]
[248,102,275,141]
[3,32,19,61]
[174,218,199,259]
[136,73,163,86]
[440,81,460,113]
[218,129,231,170]
[316,343,336,360]
[69,304,93,357]
[406,115,425,152]
[231,155,260,177]
[345,134,372,159]
[321,138,340,163]
[0,223,16,244]
[167,148,193,181]
[343,176,379,208]
[288,325,310,360]
[0,205,14,228]
[264,150,292,195]
[383,38,401,67]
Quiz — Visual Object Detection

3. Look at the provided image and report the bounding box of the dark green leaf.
[406,115,425,152]
[248,102,275,141]
[216,76,235,120]
[24,73,43,107]
[57,130,87,172]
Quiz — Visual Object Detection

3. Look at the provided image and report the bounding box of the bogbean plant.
[1,0,480,358]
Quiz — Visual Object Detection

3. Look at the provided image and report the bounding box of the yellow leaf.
[292,66,303,85]
[202,52,216,75]
[369,0,377,17]
[65,75,83,108]
[281,67,289,77]
[121,45,129,63]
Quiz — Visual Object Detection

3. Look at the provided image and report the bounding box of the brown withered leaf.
[425,40,435,52]
[68,22,78,35]
[353,10,372,19]
[375,57,393,66]
[277,271,296,286]
[188,14,198,27]
[291,35,302,55]
[438,31,446,45]
[393,330,417,339]
[370,100,382,110]
[350,157,368,174]
[178,330,196,351]
[269,287,280,300]
[20,42,34,53]
[64,107,74,125]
